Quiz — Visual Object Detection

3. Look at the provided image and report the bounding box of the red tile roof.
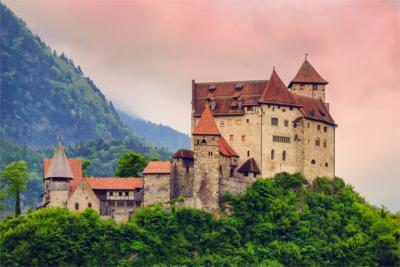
[173,149,194,160]
[289,59,328,87]
[293,95,336,125]
[219,136,239,157]
[193,105,221,136]
[143,161,172,174]
[86,178,143,190]
[259,69,299,107]
[193,80,266,116]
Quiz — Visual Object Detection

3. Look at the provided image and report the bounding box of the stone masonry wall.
[171,158,194,198]
[143,173,171,206]
[66,181,100,212]
[290,84,326,102]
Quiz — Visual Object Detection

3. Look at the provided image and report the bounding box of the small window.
[313,85,318,90]
[300,85,304,90]
[324,126,328,132]
[186,166,189,174]
[284,120,289,127]
[236,119,241,125]
[271,118,278,126]
[246,119,249,123]
[294,134,298,141]
[244,172,248,177]
[311,159,316,165]
[307,123,310,128]
[282,109,286,112]
[208,151,213,157]
[272,107,275,111]
[219,166,223,176]
[325,162,329,167]
[220,121,225,127]
[201,139,207,145]
[227,119,232,126]
[241,135,246,142]
[316,138,321,146]
[323,139,327,148]
[247,150,250,157]
[282,151,286,161]
[110,192,113,196]
[229,135,234,141]
[125,192,129,196]
[197,139,200,145]
[230,168,235,177]
[75,203,79,210]
[271,149,274,160]
[88,202,92,208]
[317,125,321,131]
[119,192,123,196]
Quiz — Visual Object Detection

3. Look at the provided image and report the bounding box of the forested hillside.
[1,173,398,266]
[118,110,190,152]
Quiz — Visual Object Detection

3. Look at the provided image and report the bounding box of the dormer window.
[208,85,216,93]
[235,84,243,92]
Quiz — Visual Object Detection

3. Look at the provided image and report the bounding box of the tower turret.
[289,56,328,102]
[43,143,74,208]
[192,105,221,212]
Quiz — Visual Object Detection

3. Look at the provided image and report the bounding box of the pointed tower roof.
[218,137,239,157]
[289,58,328,88]
[259,69,299,107]
[238,158,261,174]
[193,105,221,136]
[44,143,74,179]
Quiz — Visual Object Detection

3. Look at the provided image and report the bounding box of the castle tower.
[192,105,221,212]
[288,56,328,102]
[43,143,74,208]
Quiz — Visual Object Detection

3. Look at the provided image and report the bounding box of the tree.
[114,151,147,177]
[82,159,90,177]
[1,161,29,216]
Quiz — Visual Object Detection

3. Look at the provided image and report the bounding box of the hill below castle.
[1,173,398,266]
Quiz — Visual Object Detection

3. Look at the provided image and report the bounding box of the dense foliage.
[114,151,148,177]
[1,173,398,266]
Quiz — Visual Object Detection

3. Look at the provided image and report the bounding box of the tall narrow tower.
[288,56,328,102]
[192,105,221,212]
[43,143,74,208]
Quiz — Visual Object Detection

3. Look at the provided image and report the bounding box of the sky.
[3,0,400,211]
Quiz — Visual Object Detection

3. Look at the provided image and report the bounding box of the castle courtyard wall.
[143,173,171,206]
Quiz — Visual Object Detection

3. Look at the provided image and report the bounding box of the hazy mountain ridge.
[118,110,190,153]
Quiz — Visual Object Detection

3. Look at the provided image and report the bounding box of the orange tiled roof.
[219,136,239,157]
[86,178,143,190]
[289,59,328,87]
[259,69,299,107]
[143,161,172,174]
[193,105,221,135]
[293,95,336,126]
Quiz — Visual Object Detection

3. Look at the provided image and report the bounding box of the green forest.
[1,173,399,266]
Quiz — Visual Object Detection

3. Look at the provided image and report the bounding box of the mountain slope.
[118,110,190,152]
[0,3,169,156]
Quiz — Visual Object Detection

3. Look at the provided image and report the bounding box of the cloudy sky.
[4,0,399,211]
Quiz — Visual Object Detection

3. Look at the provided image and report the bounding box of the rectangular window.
[229,135,234,141]
[110,192,113,196]
[272,136,291,143]
[220,121,224,127]
[284,120,289,127]
[75,203,79,210]
[125,192,129,196]
[324,126,328,132]
[119,192,123,196]
[208,151,213,157]
[271,118,278,126]
[88,202,92,208]
[246,119,249,123]
[317,124,321,131]
[241,135,246,142]
[227,119,232,126]
[236,119,241,125]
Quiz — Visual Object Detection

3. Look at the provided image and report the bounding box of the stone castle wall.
[171,158,194,198]
[66,181,100,212]
[143,173,171,206]
[290,84,326,102]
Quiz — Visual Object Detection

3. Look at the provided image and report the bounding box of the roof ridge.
[195,79,268,85]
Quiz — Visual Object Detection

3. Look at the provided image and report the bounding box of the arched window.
[323,139,327,148]
[201,139,207,145]
[311,159,316,165]
[315,138,320,147]
[282,151,286,161]
[230,168,235,177]
[271,149,274,160]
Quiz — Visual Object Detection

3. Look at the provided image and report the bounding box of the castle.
[42,57,337,220]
